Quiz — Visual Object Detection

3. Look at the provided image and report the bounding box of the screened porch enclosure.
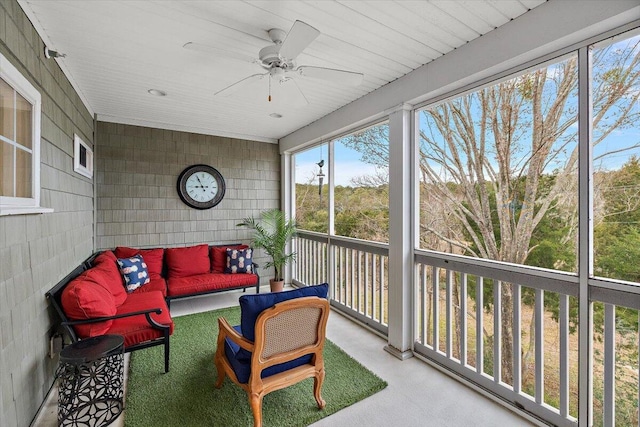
[288,25,640,427]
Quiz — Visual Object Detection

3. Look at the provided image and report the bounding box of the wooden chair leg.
[249,391,264,427]
[314,368,326,409]
[214,351,226,388]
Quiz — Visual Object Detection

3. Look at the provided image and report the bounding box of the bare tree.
[345,36,640,384]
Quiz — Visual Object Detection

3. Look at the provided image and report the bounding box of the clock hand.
[195,175,207,191]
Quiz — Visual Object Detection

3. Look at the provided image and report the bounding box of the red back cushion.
[165,244,210,278]
[91,251,127,306]
[61,277,116,337]
[210,244,248,273]
[93,250,117,264]
[114,247,164,276]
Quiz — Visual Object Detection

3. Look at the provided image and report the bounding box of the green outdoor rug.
[124,306,387,427]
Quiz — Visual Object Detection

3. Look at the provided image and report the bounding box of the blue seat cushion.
[224,325,312,384]
[238,283,329,361]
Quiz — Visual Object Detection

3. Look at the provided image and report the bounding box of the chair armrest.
[63,307,170,331]
[218,317,254,352]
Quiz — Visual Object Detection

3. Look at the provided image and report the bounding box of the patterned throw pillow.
[225,248,253,274]
[117,255,150,292]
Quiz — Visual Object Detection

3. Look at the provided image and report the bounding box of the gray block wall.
[0,1,95,426]
[95,122,280,285]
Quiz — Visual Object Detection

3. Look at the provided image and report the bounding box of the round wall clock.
[177,164,226,209]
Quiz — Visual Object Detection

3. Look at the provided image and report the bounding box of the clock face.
[177,165,225,209]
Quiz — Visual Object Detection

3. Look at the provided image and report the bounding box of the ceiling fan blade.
[277,78,309,107]
[215,73,267,97]
[278,20,320,60]
[183,42,256,64]
[297,66,364,86]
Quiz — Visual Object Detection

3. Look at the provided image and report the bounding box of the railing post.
[384,103,413,360]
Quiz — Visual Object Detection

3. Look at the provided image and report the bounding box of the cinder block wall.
[95,122,280,285]
[0,1,95,426]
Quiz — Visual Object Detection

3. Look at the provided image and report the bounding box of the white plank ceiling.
[18,0,546,143]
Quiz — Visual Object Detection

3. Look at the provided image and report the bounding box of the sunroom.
[1,1,640,427]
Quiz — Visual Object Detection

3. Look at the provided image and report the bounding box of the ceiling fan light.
[267,28,287,45]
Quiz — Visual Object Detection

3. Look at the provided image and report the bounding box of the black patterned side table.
[57,334,124,427]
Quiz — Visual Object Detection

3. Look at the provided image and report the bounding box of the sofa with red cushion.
[158,243,260,307]
[45,243,260,373]
[46,250,174,372]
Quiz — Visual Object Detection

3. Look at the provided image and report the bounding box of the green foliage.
[594,157,640,284]
[334,185,389,242]
[295,183,329,233]
[296,183,390,243]
[596,227,640,282]
[237,209,297,281]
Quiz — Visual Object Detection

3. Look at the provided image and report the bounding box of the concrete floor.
[33,287,538,426]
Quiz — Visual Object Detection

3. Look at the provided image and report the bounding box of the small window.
[74,134,93,178]
[0,51,49,215]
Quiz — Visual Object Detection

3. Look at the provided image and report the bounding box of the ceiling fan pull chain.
[268,75,272,102]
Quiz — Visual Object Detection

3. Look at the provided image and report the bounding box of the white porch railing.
[414,250,580,427]
[293,232,640,427]
[294,231,388,335]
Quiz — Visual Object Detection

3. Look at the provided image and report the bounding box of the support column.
[282,152,293,219]
[281,152,294,284]
[384,103,413,360]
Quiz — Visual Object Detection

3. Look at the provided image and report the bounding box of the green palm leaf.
[237,209,297,281]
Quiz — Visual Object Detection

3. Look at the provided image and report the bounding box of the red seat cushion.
[129,273,167,297]
[61,277,116,338]
[210,244,248,273]
[109,291,174,348]
[91,251,127,306]
[114,247,164,276]
[165,244,210,278]
[167,273,258,297]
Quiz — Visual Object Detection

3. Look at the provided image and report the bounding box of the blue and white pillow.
[225,248,253,274]
[117,255,150,292]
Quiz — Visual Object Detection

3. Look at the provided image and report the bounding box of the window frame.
[0,51,50,216]
[291,118,390,243]
[73,133,93,179]
[414,52,580,272]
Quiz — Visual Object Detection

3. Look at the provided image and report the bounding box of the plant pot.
[269,279,284,292]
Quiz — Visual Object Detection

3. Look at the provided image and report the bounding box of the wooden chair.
[214,295,330,427]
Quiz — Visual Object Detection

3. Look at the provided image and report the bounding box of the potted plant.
[237,209,297,292]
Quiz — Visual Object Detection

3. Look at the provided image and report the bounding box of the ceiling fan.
[184,20,364,105]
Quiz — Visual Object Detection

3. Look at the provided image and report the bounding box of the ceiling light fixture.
[269,113,283,118]
[147,89,166,97]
